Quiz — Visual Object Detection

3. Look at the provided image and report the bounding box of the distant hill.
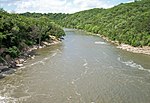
[21,0,150,47]
[59,0,150,47]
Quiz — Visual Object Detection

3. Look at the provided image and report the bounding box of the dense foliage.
[58,0,150,47]
[21,12,68,24]
[1,0,150,63]
[21,0,150,47]
[0,9,65,62]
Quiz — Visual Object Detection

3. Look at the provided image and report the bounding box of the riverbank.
[117,44,150,55]
[0,36,62,78]
[95,33,150,55]
[76,29,150,56]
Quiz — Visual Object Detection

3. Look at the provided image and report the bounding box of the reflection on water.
[0,29,150,103]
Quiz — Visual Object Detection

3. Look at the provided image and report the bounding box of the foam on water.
[21,51,59,68]
[0,84,31,103]
[118,57,150,72]
[71,78,80,84]
[75,91,81,96]
[51,52,57,57]
[82,59,89,75]
[83,63,88,66]
[0,96,12,103]
[95,41,106,45]
[0,95,31,103]
[83,59,88,67]
[39,61,45,65]
[0,96,6,103]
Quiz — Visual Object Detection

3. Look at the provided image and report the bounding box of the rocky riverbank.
[69,29,150,56]
[0,36,62,78]
[91,33,150,56]
[117,44,150,55]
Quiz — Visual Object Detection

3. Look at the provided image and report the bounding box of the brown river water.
[0,29,150,103]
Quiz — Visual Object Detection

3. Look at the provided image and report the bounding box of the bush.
[6,46,20,58]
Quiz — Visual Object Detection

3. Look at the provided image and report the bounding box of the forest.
[0,9,65,63]
[1,0,150,63]
[59,0,150,47]
[22,0,150,47]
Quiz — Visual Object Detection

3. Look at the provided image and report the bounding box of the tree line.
[23,0,150,47]
[1,0,150,63]
[58,0,150,47]
[0,9,65,63]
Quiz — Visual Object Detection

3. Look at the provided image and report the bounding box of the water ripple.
[95,41,107,45]
[118,57,150,73]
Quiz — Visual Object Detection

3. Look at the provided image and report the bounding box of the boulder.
[19,59,25,64]
[42,41,51,46]
[16,64,23,67]
[3,69,15,75]
[31,55,35,59]
[15,60,20,64]
[0,66,9,71]
[0,66,10,73]
[38,46,43,49]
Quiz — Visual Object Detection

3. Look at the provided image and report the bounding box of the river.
[0,29,150,103]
